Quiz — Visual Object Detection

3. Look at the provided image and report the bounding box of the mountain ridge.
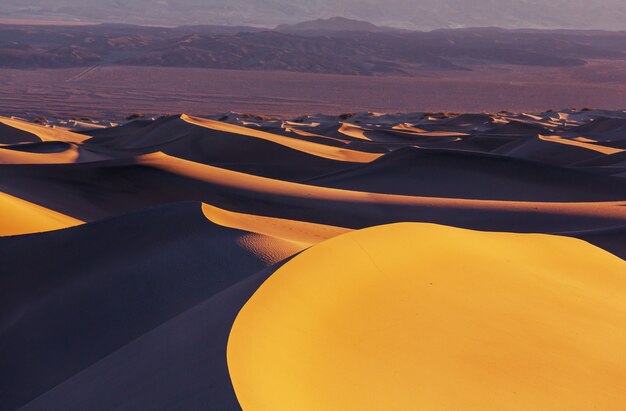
[2,22,624,75]
[2,1,626,31]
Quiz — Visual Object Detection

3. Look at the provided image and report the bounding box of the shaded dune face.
[0,202,307,410]
[16,265,280,411]
[228,223,626,410]
[1,109,626,411]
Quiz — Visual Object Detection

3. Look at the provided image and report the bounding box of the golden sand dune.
[337,123,371,140]
[139,151,626,230]
[181,114,380,163]
[228,223,626,410]
[201,202,349,264]
[0,202,313,410]
[538,134,624,155]
[280,125,350,146]
[0,142,79,164]
[1,109,626,411]
[0,191,82,235]
[201,203,349,247]
[0,116,89,144]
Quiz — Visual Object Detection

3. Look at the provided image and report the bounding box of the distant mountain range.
[276,17,400,33]
[0,20,624,75]
[2,0,626,31]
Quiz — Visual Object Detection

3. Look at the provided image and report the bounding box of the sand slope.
[228,223,626,410]
[0,202,310,410]
[17,266,277,411]
[0,116,88,144]
[0,191,82,235]
[1,109,626,411]
[303,147,626,201]
[82,115,377,180]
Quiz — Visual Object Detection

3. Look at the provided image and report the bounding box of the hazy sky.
[2,0,626,30]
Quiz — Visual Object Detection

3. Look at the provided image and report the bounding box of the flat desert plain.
[1,108,626,410]
[0,60,625,119]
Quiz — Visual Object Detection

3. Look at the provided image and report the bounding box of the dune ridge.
[228,223,626,410]
[181,114,380,163]
[0,202,309,410]
[1,108,625,411]
[0,116,88,144]
[0,191,82,235]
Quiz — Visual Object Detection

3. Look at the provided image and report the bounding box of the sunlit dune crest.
[0,116,90,144]
[228,223,626,410]
[180,114,380,163]
[0,191,83,235]
[201,202,351,264]
[337,123,371,140]
[0,143,79,164]
[201,203,350,247]
[539,134,624,155]
[286,126,349,142]
[138,152,626,224]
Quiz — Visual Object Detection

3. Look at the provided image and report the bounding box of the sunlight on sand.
[539,134,625,155]
[202,203,350,247]
[139,152,626,223]
[0,143,79,164]
[180,114,380,162]
[0,191,83,235]
[0,116,90,144]
[228,223,626,410]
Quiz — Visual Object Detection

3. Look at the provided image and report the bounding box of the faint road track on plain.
[66,65,100,82]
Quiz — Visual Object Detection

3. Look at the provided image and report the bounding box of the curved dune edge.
[337,123,371,141]
[180,114,381,163]
[0,144,79,164]
[0,191,84,236]
[539,134,624,155]
[138,152,626,221]
[201,203,350,247]
[227,223,626,411]
[282,125,350,144]
[0,116,89,144]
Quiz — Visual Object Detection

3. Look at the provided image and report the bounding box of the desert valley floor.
[2,109,626,410]
[1,61,626,119]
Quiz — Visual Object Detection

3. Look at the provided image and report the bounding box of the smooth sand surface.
[138,151,626,230]
[201,203,350,247]
[228,223,626,410]
[1,109,625,411]
[0,191,82,235]
[0,116,89,144]
[0,143,80,164]
[181,114,380,163]
[0,203,308,410]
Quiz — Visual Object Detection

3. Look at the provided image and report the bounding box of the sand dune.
[17,266,278,411]
[2,109,626,411]
[81,115,377,180]
[3,151,624,233]
[0,191,82,235]
[0,121,41,144]
[493,134,607,166]
[569,117,626,142]
[0,202,309,410]
[201,203,350,247]
[538,134,624,155]
[0,142,92,164]
[0,116,88,144]
[181,114,380,163]
[303,147,626,201]
[138,151,626,232]
[228,223,626,410]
